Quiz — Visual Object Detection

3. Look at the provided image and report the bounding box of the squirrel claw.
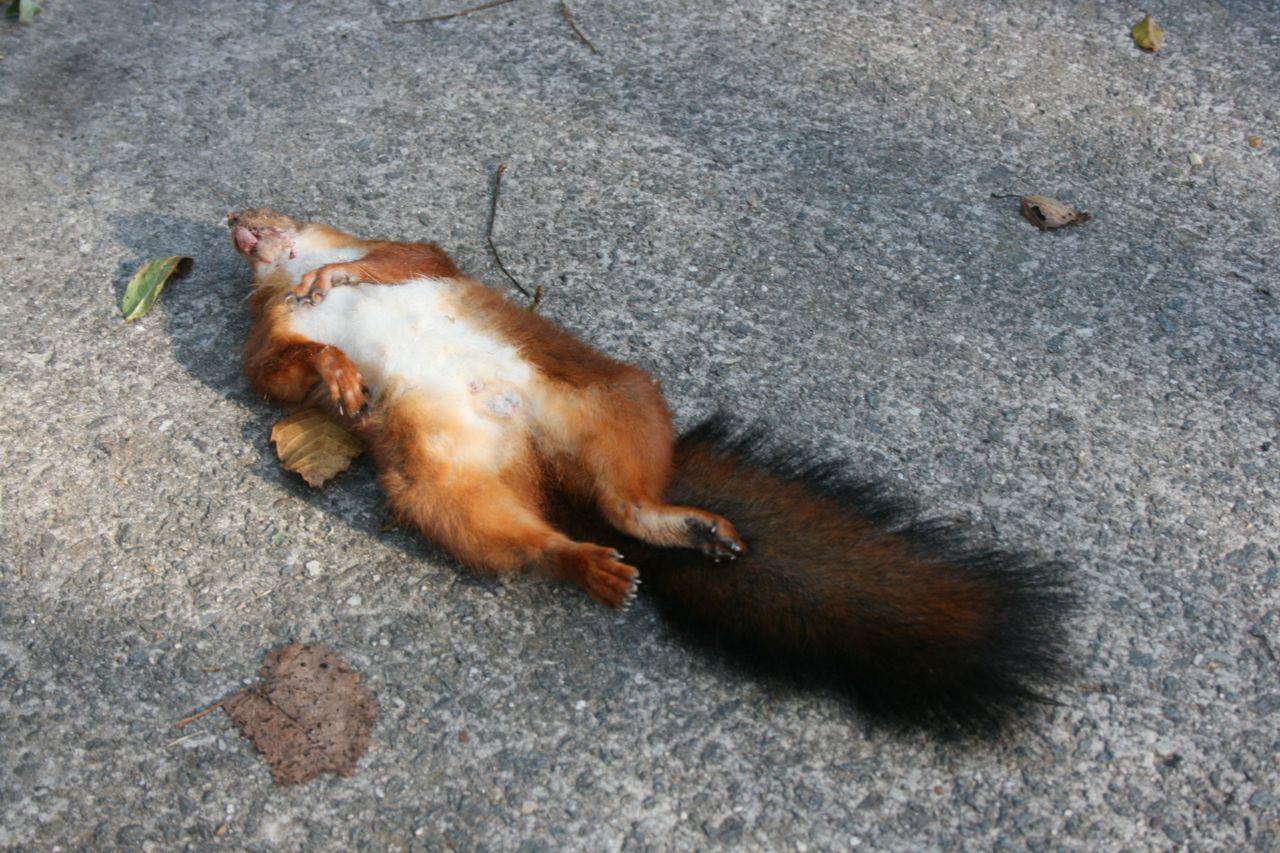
[688,515,747,560]
[315,348,368,419]
[291,262,358,305]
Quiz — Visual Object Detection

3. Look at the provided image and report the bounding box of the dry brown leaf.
[1020,195,1091,231]
[271,409,365,487]
[222,644,378,786]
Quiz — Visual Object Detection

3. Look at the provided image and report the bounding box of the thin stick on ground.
[485,163,544,308]
[393,0,518,24]
[560,0,600,54]
[174,700,224,729]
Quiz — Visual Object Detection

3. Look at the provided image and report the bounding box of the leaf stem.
[393,0,519,24]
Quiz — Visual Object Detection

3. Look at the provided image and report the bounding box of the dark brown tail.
[636,415,1075,734]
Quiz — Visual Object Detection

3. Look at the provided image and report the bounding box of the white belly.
[288,278,537,435]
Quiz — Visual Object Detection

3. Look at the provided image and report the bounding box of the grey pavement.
[2,0,1278,849]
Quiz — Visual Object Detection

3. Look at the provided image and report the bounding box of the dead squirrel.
[231,208,1073,732]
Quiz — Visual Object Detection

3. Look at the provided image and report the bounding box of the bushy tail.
[636,415,1074,733]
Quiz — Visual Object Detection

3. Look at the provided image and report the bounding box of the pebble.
[305,560,322,577]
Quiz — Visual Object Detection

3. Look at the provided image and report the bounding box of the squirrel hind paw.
[685,513,747,560]
[558,544,638,609]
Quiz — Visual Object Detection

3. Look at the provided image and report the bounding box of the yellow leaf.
[270,409,366,488]
[121,256,194,321]
[1132,14,1164,52]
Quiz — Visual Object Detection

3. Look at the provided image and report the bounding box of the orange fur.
[232,209,743,607]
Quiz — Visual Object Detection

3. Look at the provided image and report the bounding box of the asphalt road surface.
[2,1,1277,849]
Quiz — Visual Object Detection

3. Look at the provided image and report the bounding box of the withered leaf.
[1132,14,1164,52]
[222,643,378,786]
[271,408,365,487]
[1020,195,1091,231]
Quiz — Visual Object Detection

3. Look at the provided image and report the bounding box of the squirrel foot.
[557,544,639,609]
[314,347,368,417]
[686,514,746,561]
[290,262,361,305]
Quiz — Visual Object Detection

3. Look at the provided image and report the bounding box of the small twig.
[241,584,281,607]
[174,700,225,729]
[166,732,204,748]
[485,164,526,296]
[485,163,543,308]
[393,0,519,24]
[1250,628,1277,663]
[990,193,1024,199]
[559,0,599,54]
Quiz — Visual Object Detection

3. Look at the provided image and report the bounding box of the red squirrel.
[230,208,1072,731]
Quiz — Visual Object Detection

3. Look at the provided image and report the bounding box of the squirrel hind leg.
[376,428,638,607]
[602,500,746,560]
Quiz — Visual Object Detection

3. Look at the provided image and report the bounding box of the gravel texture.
[2,0,1278,849]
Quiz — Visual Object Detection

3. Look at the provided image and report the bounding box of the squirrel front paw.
[314,347,368,417]
[287,262,361,305]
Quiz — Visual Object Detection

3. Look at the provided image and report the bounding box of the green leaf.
[6,0,40,24]
[121,256,194,321]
